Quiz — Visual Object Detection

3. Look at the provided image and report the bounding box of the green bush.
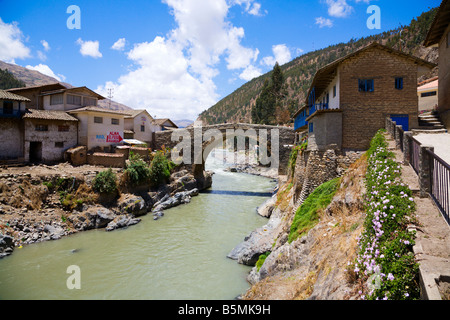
[288,177,341,243]
[92,169,118,194]
[125,153,151,186]
[256,252,271,272]
[148,151,175,186]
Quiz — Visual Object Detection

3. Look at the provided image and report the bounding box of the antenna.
[107,88,114,108]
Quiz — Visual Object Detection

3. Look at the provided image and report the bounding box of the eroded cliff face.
[232,150,368,300]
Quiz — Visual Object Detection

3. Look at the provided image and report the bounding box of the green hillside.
[198,7,439,125]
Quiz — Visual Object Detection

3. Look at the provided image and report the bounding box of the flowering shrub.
[353,129,419,300]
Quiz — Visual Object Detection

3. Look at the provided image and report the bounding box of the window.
[141,125,145,132]
[3,101,13,114]
[83,97,97,107]
[358,79,374,92]
[421,91,437,98]
[326,93,329,104]
[50,94,63,105]
[333,85,336,98]
[35,124,48,131]
[395,77,403,90]
[111,118,120,125]
[55,142,64,148]
[67,94,82,105]
[94,117,103,124]
[58,125,70,132]
[309,122,314,133]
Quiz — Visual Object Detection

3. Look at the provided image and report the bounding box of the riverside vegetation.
[0,149,209,258]
[240,130,420,300]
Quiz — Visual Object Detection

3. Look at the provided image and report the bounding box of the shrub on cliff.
[125,153,151,186]
[288,177,341,243]
[148,151,175,187]
[92,169,118,194]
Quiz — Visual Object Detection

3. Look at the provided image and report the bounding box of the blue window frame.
[358,79,374,92]
[395,77,403,90]
[309,122,314,133]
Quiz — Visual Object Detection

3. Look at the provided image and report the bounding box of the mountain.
[173,119,194,128]
[198,7,439,126]
[0,60,132,111]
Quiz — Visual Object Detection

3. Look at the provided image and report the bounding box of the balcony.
[0,109,23,119]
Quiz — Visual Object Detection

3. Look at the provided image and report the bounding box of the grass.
[288,177,341,243]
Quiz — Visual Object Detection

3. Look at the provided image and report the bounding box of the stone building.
[22,109,79,163]
[424,0,450,129]
[294,42,435,151]
[0,90,30,161]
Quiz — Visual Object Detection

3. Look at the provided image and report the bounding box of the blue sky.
[0,0,442,120]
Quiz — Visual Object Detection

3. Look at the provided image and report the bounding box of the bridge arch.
[154,123,295,188]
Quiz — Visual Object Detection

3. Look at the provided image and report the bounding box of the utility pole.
[107,88,114,108]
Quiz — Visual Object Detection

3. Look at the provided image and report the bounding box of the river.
[0,149,276,300]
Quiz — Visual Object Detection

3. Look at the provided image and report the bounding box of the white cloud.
[315,16,334,28]
[326,0,353,18]
[239,65,262,81]
[262,44,292,67]
[41,40,50,51]
[25,64,66,82]
[97,0,264,120]
[231,0,266,16]
[76,38,102,58]
[111,38,126,51]
[0,18,31,63]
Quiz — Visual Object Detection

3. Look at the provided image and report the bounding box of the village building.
[154,118,179,131]
[22,109,78,163]
[0,90,30,161]
[424,0,450,129]
[67,107,125,152]
[293,42,436,151]
[418,77,439,112]
[6,83,67,110]
[120,109,160,146]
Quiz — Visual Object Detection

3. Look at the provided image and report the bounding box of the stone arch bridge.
[154,123,295,187]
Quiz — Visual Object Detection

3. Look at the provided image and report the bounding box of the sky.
[0,0,442,121]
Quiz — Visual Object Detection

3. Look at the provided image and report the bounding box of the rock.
[94,207,116,228]
[118,195,148,217]
[256,195,276,218]
[152,189,199,212]
[0,234,14,256]
[106,215,141,231]
[44,224,65,240]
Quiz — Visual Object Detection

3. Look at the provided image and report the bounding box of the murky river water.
[0,150,276,300]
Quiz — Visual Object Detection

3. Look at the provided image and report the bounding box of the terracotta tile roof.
[0,89,30,102]
[23,109,79,122]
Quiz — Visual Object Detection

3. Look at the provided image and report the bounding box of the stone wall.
[87,153,126,168]
[437,23,450,128]
[0,119,23,160]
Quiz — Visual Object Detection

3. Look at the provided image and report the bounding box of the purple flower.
[387,273,394,281]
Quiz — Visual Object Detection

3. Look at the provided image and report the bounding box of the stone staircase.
[414,111,448,134]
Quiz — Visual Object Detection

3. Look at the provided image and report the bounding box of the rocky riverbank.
[0,163,212,259]
[228,149,367,300]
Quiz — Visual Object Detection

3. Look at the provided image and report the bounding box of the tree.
[251,63,286,125]
[0,69,26,90]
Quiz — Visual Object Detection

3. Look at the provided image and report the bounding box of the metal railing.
[428,149,450,225]
[410,137,421,175]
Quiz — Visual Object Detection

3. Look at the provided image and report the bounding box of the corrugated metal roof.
[0,89,30,102]
[23,109,79,122]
